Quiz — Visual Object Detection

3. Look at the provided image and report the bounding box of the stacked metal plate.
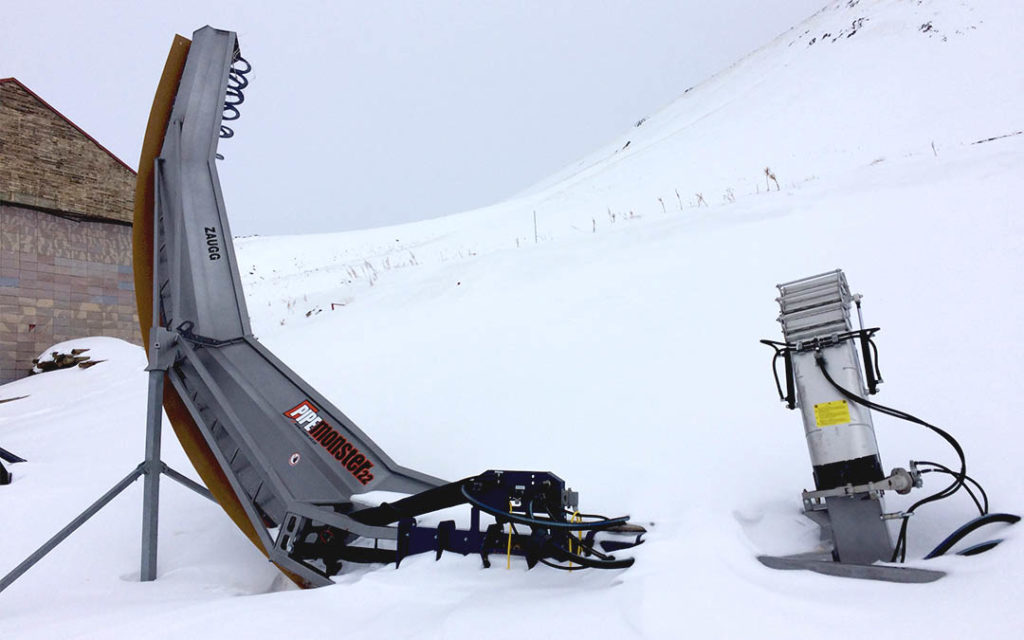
[776,269,852,344]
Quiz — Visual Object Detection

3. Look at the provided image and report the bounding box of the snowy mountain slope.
[522,0,1021,205]
[236,0,1022,337]
[2,0,1023,638]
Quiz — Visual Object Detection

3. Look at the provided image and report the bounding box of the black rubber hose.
[537,557,584,571]
[957,539,1004,556]
[783,349,796,409]
[859,332,878,394]
[541,499,616,561]
[917,460,989,515]
[920,468,984,516]
[461,485,629,531]
[924,513,1021,559]
[544,540,634,570]
[869,337,883,382]
[813,351,968,562]
[893,518,911,563]
[813,352,968,505]
[759,341,788,404]
[230,56,252,74]
[771,350,785,402]
[566,510,612,520]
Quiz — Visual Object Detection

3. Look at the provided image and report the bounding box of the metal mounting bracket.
[147,326,180,372]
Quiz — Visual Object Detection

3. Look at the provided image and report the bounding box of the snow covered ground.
[2,0,1022,637]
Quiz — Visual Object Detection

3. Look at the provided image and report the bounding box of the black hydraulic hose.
[460,485,630,531]
[892,519,910,563]
[526,494,561,528]
[924,513,1021,559]
[760,341,789,405]
[506,520,600,571]
[544,540,635,570]
[813,351,968,500]
[917,460,989,515]
[566,510,613,520]
[957,539,1004,556]
[538,557,583,571]
[783,349,796,409]
[771,349,786,403]
[565,532,615,561]
[540,499,616,561]
[519,501,625,570]
[859,332,878,394]
[526,495,542,522]
[813,351,968,562]
[920,468,984,516]
[868,337,883,383]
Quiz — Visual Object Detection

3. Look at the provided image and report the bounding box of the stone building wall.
[0,79,134,223]
[0,78,140,384]
[0,204,138,382]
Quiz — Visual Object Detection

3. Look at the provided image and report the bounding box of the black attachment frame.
[282,470,644,575]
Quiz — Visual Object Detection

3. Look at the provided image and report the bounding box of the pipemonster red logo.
[284,400,375,485]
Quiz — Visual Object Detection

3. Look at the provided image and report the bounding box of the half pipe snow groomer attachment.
[133,26,644,587]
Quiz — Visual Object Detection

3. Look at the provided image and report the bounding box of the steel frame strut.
[0,340,215,593]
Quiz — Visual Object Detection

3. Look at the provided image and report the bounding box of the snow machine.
[132,27,643,588]
[758,270,1018,583]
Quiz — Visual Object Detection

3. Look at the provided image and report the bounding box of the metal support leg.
[162,464,215,502]
[140,368,165,581]
[0,340,215,594]
[0,465,145,593]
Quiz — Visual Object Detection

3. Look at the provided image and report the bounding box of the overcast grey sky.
[4,1,824,236]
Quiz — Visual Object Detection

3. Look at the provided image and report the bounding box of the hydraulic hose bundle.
[219,53,250,140]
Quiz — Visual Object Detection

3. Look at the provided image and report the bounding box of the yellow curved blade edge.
[133,35,312,588]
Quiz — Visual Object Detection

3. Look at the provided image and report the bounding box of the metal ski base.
[757,553,944,584]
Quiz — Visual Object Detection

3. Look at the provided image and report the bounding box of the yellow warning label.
[814,400,851,427]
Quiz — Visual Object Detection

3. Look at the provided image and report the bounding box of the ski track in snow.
[2,1,1023,637]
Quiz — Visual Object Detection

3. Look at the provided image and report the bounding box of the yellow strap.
[506,500,513,569]
[569,511,583,571]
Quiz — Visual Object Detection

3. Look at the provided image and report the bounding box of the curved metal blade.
[134,26,443,587]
